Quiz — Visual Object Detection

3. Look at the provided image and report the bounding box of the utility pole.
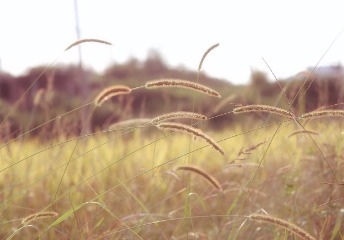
[74,0,82,71]
[74,0,90,133]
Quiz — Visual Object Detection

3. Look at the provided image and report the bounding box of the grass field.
[1,115,344,239]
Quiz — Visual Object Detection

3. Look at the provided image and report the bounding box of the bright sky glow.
[1,0,344,84]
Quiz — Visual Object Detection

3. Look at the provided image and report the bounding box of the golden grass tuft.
[21,211,59,224]
[157,122,225,155]
[150,111,207,124]
[94,85,131,107]
[249,214,316,240]
[300,109,344,119]
[176,165,222,191]
[145,79,221,98]
[233,104,295,119]
[64,38,112,51]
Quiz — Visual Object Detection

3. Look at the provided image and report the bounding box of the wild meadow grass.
[1,119,344,239]
[0,39,344,239]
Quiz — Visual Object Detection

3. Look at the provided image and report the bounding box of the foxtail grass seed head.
[176,165,222,191]
[240,140,267,155]
[157,122,225,155]
[145,79,221,98]
[22,211,59,224]
[249,214,316,240]
[198,43,220,71]
[300,109,344,119]
[65,38,112,51]
[151,111,207,124]
[95,85,131,107]
[233,104,294,119]
[108,118,152,130]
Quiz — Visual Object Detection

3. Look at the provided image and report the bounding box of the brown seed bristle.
[198,43,220,71]
[95,85,131,107]
[145,79,221,98]
[300,109,344,119]
[176,165,222,191]
[157,122,225,155]
[22,211,59,224]
[233,104,294,119]
[249,214,316,240]
[65,38,112,51]
[151,111,207,124]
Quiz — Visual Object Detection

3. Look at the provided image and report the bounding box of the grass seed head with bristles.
[108,118,152,130]
[157,122,225,155]
[145,79,221,98]
[150,111,207,125]
[249,214,316,240]
[233,104,295,119]
[300,109,344,119]
[94,85,132,107]
[240,140,268,155]
[176,165,222,191]
[21,211,59,224]
[198,43,220,71]
[64,38,112,51]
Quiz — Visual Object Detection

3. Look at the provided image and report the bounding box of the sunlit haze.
[1,0,344,84]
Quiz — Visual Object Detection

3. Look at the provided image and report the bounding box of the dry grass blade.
[176,165,222,191]
[288,129,319,138]
[33,88,46,106]
[212,94,237,114]
[145,79,221,98]
[300,109,344,119]
[233,104,295,119]
[65,38,112,51]
[94,85,131,107]
[249,214,316,240]
[198,43,220,71]
[151,111,207,124]
[157,122,225,155]
[21,211,58,224]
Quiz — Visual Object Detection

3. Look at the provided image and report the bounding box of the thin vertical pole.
[74,0,90,133]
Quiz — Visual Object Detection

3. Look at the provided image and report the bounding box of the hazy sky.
[1,0,344,84]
